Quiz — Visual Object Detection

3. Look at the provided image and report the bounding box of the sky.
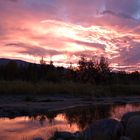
[0,0,140,71]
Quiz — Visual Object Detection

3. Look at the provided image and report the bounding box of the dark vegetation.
[0,56,140,96]
[0,56,140,84]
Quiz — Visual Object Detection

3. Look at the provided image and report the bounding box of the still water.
[0,103,140,140]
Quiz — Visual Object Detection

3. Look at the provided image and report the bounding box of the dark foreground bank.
[0,81,140,96]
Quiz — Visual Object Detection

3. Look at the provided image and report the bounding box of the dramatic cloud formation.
[0,0,140,71]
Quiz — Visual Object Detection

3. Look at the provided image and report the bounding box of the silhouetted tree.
[0,56,139,85]
[98,56,110,84]
[5,60,18,80]
[78,56,110,83]
[99,56,110,73]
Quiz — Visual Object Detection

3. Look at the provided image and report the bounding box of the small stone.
[56,138,64,140]
[120,136,132,140]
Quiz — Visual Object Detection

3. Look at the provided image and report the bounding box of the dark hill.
[0,58,32,66]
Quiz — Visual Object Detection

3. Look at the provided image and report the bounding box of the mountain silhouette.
[0,58,31,66]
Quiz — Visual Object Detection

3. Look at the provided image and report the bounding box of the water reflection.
[0,115,78,140]
[64,104,111,130]
[0,103,139,140]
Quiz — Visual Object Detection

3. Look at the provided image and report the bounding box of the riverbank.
[0,94,139,118]
[0,81,139,117]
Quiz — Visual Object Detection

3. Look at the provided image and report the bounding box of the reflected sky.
[0,103,139,140]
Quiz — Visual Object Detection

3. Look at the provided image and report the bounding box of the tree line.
[0,56,140,84]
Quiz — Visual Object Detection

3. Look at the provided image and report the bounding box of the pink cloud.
[0,0,140,71]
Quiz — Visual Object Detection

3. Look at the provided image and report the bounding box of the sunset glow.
[1,0,140,71]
